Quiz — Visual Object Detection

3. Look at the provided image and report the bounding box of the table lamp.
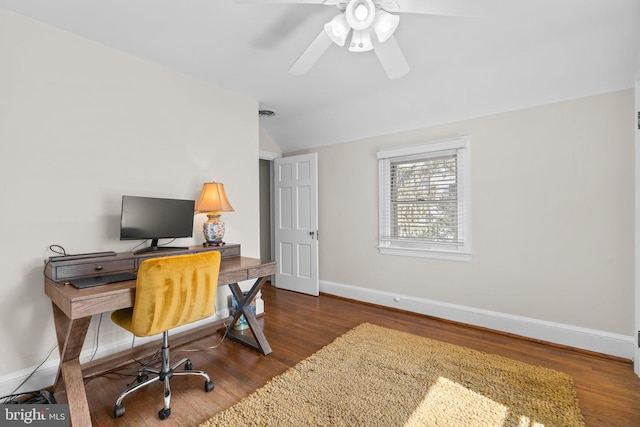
[194,182,234,246]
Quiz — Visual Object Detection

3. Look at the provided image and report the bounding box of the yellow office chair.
[111,251,221,420]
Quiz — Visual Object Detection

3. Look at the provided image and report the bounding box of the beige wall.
[0,8,259,378]
[299,90,635,336]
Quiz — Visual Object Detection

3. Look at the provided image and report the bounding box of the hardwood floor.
[84,284,640,426]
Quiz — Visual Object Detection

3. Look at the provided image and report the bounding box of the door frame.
[259,150,282,282]
[634,78,640,377]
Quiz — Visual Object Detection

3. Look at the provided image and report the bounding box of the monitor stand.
[133,239,188,255]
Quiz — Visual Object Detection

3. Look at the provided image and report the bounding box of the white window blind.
[378,137,471,260]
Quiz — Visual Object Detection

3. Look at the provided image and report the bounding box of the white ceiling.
[1,0,639,153]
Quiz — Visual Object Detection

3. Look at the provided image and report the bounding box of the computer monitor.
[119,195,195,254]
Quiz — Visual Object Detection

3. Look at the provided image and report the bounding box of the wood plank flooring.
[84,284,640,426]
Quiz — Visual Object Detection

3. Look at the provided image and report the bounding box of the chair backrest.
[131,251,221,337]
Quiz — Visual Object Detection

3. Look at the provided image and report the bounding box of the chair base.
[114,331,215,420]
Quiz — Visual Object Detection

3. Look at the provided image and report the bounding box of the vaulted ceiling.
[1,0,639,153]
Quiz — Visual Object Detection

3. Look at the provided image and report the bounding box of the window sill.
[377,246,472,262]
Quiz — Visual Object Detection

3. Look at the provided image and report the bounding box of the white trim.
[377,135,469,159]
[635,76,640,377]
[377,246,471,261]
[259,150,282,161]
[320,279,634,360]
[378,135,472,259]
[0,310,230,398]
[6,283,633,396]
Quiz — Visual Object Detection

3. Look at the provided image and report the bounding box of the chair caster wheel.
[158,408,171,420]
[205,380,215,392]
[137,374,149,383]
[114,404,125,418]
[185,360,193,370]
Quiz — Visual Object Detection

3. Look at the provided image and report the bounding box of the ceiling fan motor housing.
[339,0,400,51]
[346,0,376,30]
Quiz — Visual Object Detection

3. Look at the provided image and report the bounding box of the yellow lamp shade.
[195,182,234,214]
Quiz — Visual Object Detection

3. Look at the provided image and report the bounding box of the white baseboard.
[320,280,635,360]
[3,286,634,398]
[0,310,231,399]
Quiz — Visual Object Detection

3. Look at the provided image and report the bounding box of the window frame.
[377,136,471,261]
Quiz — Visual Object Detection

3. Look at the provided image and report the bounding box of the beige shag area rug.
[198,323,585,427]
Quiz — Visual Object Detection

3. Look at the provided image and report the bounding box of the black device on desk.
[48,251,116,262]
[69,272,137,289]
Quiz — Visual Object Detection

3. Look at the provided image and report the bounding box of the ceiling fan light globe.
[345,0,375,31]
[354,4,369,20]
[373,10,399,43]
[324,13,350,46]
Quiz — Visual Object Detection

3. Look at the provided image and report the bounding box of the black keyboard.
[69,272,137,289]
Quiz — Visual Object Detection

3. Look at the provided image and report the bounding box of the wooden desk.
[44,245,275,427]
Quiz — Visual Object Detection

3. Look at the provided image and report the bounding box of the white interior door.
[274,153,319,296]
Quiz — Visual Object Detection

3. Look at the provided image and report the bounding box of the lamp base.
[202,213,226,247]
[202,241,226,247]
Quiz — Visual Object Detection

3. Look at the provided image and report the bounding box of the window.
[377,136,471,261]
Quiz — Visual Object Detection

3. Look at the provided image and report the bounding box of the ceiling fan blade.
[381,0,491,18]
[289,30,333,75]
[236,0,338,4]
[372,35,409,79]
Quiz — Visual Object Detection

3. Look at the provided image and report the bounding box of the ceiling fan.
[237,0,487,79]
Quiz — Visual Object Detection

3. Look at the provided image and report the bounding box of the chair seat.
[111,307,134,333]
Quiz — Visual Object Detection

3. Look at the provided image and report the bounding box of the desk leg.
[51,304,93,427]
[226,277,272,355]
[61,360,92,427]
